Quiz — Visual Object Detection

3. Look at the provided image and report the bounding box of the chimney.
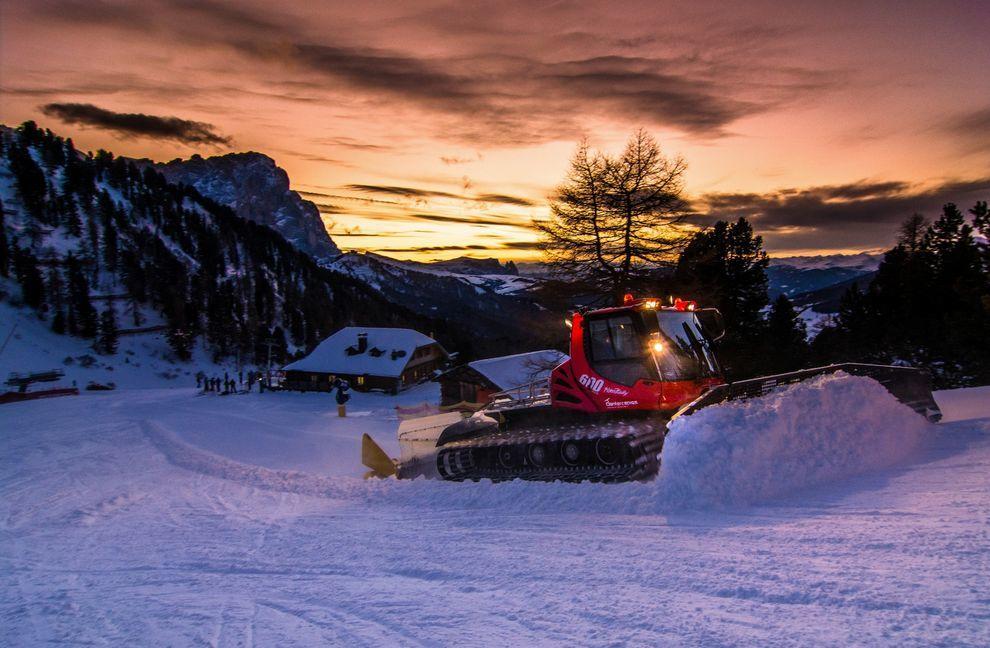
[357,332,368,353]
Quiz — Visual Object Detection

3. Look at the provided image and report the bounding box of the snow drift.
[365,372,935,513]
[656,372,931,508]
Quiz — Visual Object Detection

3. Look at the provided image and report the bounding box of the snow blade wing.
[672,363,942,424]
[361,433,397,479]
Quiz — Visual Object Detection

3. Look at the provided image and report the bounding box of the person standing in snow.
[333,378,351,417]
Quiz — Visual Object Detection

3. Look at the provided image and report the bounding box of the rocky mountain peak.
[156,152,340,264]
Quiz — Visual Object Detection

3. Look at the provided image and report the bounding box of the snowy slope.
[0,298,238,389]
[1,376,989,645]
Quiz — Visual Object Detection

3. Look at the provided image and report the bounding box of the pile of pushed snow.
[656,372,931,508]
[372,372,933,513]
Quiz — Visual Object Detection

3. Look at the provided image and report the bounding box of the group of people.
[196,370,264,395]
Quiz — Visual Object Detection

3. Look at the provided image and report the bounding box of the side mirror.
[697,309,726,342]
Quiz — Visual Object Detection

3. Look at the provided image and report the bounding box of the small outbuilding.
[438,349,567,407]
[282,327,448,394]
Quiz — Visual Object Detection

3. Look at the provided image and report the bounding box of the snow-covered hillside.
[1,375,988,645]
[0,298,241,389]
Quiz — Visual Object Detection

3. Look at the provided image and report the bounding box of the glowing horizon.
[2,1,987,262]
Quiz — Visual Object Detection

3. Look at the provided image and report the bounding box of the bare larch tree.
[535,129,690,298]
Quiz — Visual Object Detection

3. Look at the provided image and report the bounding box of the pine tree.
[674,217,769,378]
[764,295,808,373]
[45,262,65,332]
[165,309,194,361]
[51,309,66,335]
[65,253,98,338]
[0,198,9,277]
[98,191,119,274]
[86,205,100,282]
[97,298,119,355]
[64,195,83,237]
[12,245,46,312]
[536,131,690,298]
[7,141,47,222]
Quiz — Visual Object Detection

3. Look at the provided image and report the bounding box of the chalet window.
[357,376,365,386]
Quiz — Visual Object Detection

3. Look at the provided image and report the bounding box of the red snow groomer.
[362,295,941,483]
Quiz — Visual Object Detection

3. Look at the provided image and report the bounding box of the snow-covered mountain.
[428,256,519,276]
[330,252,557,353]
[770,252,882,272]
[154,152,340,265]
[766,253,882,298]
[334,252,538,297]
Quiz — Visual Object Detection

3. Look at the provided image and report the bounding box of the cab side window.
[587,315,652,386]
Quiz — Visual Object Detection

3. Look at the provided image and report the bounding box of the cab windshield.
[649,311,719,380]
[586,310,719,386]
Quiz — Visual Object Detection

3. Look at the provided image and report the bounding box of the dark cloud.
[26,1,841,144]
[498,240,542,250]
[31,0,147,30]
[315,136,391,152]
[287,44,474,107]
[40,102,231,146]
[298,189,400,206]
[344,184,537,208]
[166,0,285,34]
[377,244,492,253]
[945,107,990,136]
[942,107,990,153]
[440,155,478,165]
[475,193,536,207]
[692,178,990,250]
[534,56,761,136]
[245,44,769,139]
[33,0,285,36]
[313,203,342,215]
[345,184,463,200]
[408,213,530,229]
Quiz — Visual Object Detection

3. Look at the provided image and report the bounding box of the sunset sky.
[1,0,988,260]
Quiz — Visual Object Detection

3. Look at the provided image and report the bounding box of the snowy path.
[1,384,989,646]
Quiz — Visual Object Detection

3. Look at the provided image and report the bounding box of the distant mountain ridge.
[153,152,340,265]
[766,253,882,299]
[330,252,557,355]
[769,252,882,272]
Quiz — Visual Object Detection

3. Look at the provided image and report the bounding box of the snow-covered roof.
[284,327,443,378]
[467,350,568,391]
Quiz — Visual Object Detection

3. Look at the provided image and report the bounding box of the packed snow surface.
[2,376,989,645]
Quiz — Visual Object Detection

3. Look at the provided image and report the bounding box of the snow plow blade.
[361,433,397,479]
[672,363,942,424]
